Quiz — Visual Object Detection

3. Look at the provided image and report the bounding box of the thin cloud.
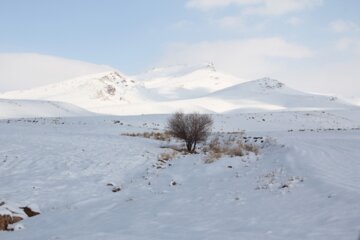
[336,37,360,53]
[287,17,305,26]
[244,0,323,15]
[215,16,245,29]
[186,0,323,15]
[329,19,360,33]
[159,37,313,79]
[186,0,260,10]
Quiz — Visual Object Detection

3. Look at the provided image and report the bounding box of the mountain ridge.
[0,63,358,116]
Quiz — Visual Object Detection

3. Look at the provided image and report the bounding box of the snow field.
[0,114,359,239]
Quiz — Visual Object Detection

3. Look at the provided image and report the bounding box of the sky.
[0,0,360,97]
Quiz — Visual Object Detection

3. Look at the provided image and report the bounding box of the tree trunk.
[192,141,197,153]
[186,141,192,152]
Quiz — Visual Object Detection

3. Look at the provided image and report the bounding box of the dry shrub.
[122,131,171,141]
[243,144,259,155]
[204,151,222,164]
[227,144,245,157]
[167,112,213,153]
[158,150,178,162]
[206,136,221,153]
[203,134,260,163]
[160,143,195,156]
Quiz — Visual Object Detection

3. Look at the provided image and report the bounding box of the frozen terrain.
[0,99,93,119]
[0,111,359,239]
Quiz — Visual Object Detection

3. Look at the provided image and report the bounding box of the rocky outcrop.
[21,206,40,218]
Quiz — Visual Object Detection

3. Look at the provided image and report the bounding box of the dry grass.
[203,151,222,164]
[155,150,178,169]
[243,144,259,155]
[203,134,260,164]
[158,151,177,162]
[122,131,171,141]
[123,131,260,165]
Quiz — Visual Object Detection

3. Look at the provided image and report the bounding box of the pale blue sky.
[1,0,360,96]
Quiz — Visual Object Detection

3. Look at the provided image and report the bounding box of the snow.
[346,97,360,106]
[206,77,353,112]
[0,99,94,119]
[136,63,245,100]
[0,111,359,239]
[0,71,147,110]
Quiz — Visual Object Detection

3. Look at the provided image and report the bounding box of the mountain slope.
[135,63,246,100]
[202,77,353,112]
[0,99,93,119]
[1,71,150,112]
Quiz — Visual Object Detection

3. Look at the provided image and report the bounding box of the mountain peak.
[204,62,216,72]
[138,62,217,81]
[99,71,126,82]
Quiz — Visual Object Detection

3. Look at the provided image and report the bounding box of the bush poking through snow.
[243,144,259,155]
[203,134,260,163]
[167,112,213,153]
[204,151,223,164]
[0,202,40,231]
[0,215,23,231]
[155,151,178,169]
[158,151,177,162]
[122,131,171,141]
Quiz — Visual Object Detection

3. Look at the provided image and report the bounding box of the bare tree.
[167,112,213,153]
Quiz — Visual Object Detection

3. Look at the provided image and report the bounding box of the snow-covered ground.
[347,97,360,106]
[0,111,359,239]
[0,99,94,119]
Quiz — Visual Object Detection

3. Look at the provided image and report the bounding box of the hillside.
[136,63,246,100]
[0,71,150,113]
[204,77,353,112]
[0,99,93,119]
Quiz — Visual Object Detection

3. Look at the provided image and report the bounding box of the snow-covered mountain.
[0,64,244,115]
[0,71,151,113]
[0,63,357,116]
[135,63,245,100]
[0,99,93,119]
[204,77,352,112]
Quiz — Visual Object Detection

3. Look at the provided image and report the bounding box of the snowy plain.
[0,110,359,240]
